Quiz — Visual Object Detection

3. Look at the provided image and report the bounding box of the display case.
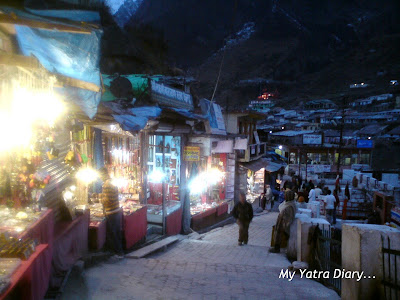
[147,200,181,224]
[147,135,181,205]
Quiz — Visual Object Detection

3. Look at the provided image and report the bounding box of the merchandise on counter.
[0,206,43,236]
[0,234,38,260]
[121,201,143,215]
[88,203,105,222]
[0,258,21,280]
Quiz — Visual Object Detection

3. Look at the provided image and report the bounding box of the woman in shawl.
[269,189,297,253]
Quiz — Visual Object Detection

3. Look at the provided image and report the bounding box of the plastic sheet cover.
[112,106,162,132]
[25,8,101,23]
[14,16,102,118]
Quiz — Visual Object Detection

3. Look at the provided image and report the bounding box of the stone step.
[125,236,179,259]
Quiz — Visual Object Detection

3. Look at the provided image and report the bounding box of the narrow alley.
[62,212,340,300]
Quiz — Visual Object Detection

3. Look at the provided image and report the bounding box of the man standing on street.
[232,191,253,246]
[99,167,124,259]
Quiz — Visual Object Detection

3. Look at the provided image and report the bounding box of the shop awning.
[240,158,267,172]
[265,161,285,173]
[240,158,284,173]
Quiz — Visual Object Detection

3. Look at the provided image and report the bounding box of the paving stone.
[61,212,340,300]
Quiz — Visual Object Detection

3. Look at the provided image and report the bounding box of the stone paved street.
[62,212,340,300]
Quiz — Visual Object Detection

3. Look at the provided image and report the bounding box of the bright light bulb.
[148,170,165,183]
[76,167,99,185]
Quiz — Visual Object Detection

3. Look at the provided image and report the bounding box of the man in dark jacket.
[232,191,253,246]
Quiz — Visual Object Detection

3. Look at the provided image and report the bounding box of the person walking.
[314,184,323,199]
[308,186,316,202]
[232,192,253,246]
[324,189,335,224]
[99,167,124,258]
[269,189,297,253]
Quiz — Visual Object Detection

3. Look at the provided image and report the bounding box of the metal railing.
[382,236,400,300]
[315,225,342,295]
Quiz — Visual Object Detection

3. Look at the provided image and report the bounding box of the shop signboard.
[303,134,322,145]
[357,139,373,148]
[150,80,193,110]
[183,146,200,161]
[200,99,226,135]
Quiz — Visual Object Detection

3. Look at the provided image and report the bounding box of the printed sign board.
[200,99,226,135]
[183,146,200,161]
[303,134,322,145]
[150,80,193,110]
[357,139,373,148]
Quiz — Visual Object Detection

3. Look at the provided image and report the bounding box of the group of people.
[232,177,349,253]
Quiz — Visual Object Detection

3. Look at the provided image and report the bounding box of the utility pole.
[336,96,347,175]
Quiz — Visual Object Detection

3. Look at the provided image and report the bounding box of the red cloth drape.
[50,211,89,288]
[0,244,50,300]
[89,219,107,251]
[123,206,147,249]
[166,208,182,236]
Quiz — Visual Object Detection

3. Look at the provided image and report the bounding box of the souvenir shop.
[187,136,234,231]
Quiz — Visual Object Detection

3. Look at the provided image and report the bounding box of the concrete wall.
[224,114,239,134]
[342,224,400,300]
[287,215,330,262]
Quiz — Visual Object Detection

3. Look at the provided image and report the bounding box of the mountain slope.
[101,0,400,107]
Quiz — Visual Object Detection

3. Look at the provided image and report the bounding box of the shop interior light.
[13,88,64,125]
[189,168,225,195]
[188,177,207,195]
[148,170,165,183]
[76,167,99,185]
[63,190,74,201]
[0,85,64,151]
[112,177,129,189]
[278,145,283,150]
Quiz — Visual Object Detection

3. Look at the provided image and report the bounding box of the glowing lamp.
[76,167,99,185]
[148,170,165,183]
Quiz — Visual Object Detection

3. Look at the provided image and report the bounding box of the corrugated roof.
[388,126,400,136]
[271,130,314,137]
[240,158,284,172]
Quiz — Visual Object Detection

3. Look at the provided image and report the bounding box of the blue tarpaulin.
[25,8,101,23]
[169,107,207,120]
[2,7,102,119]
[112,106,162,132]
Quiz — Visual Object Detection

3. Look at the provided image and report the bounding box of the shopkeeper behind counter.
[99,167,124,259]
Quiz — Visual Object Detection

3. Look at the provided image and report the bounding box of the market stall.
[74,125,148,250]
[186,137,234,231]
